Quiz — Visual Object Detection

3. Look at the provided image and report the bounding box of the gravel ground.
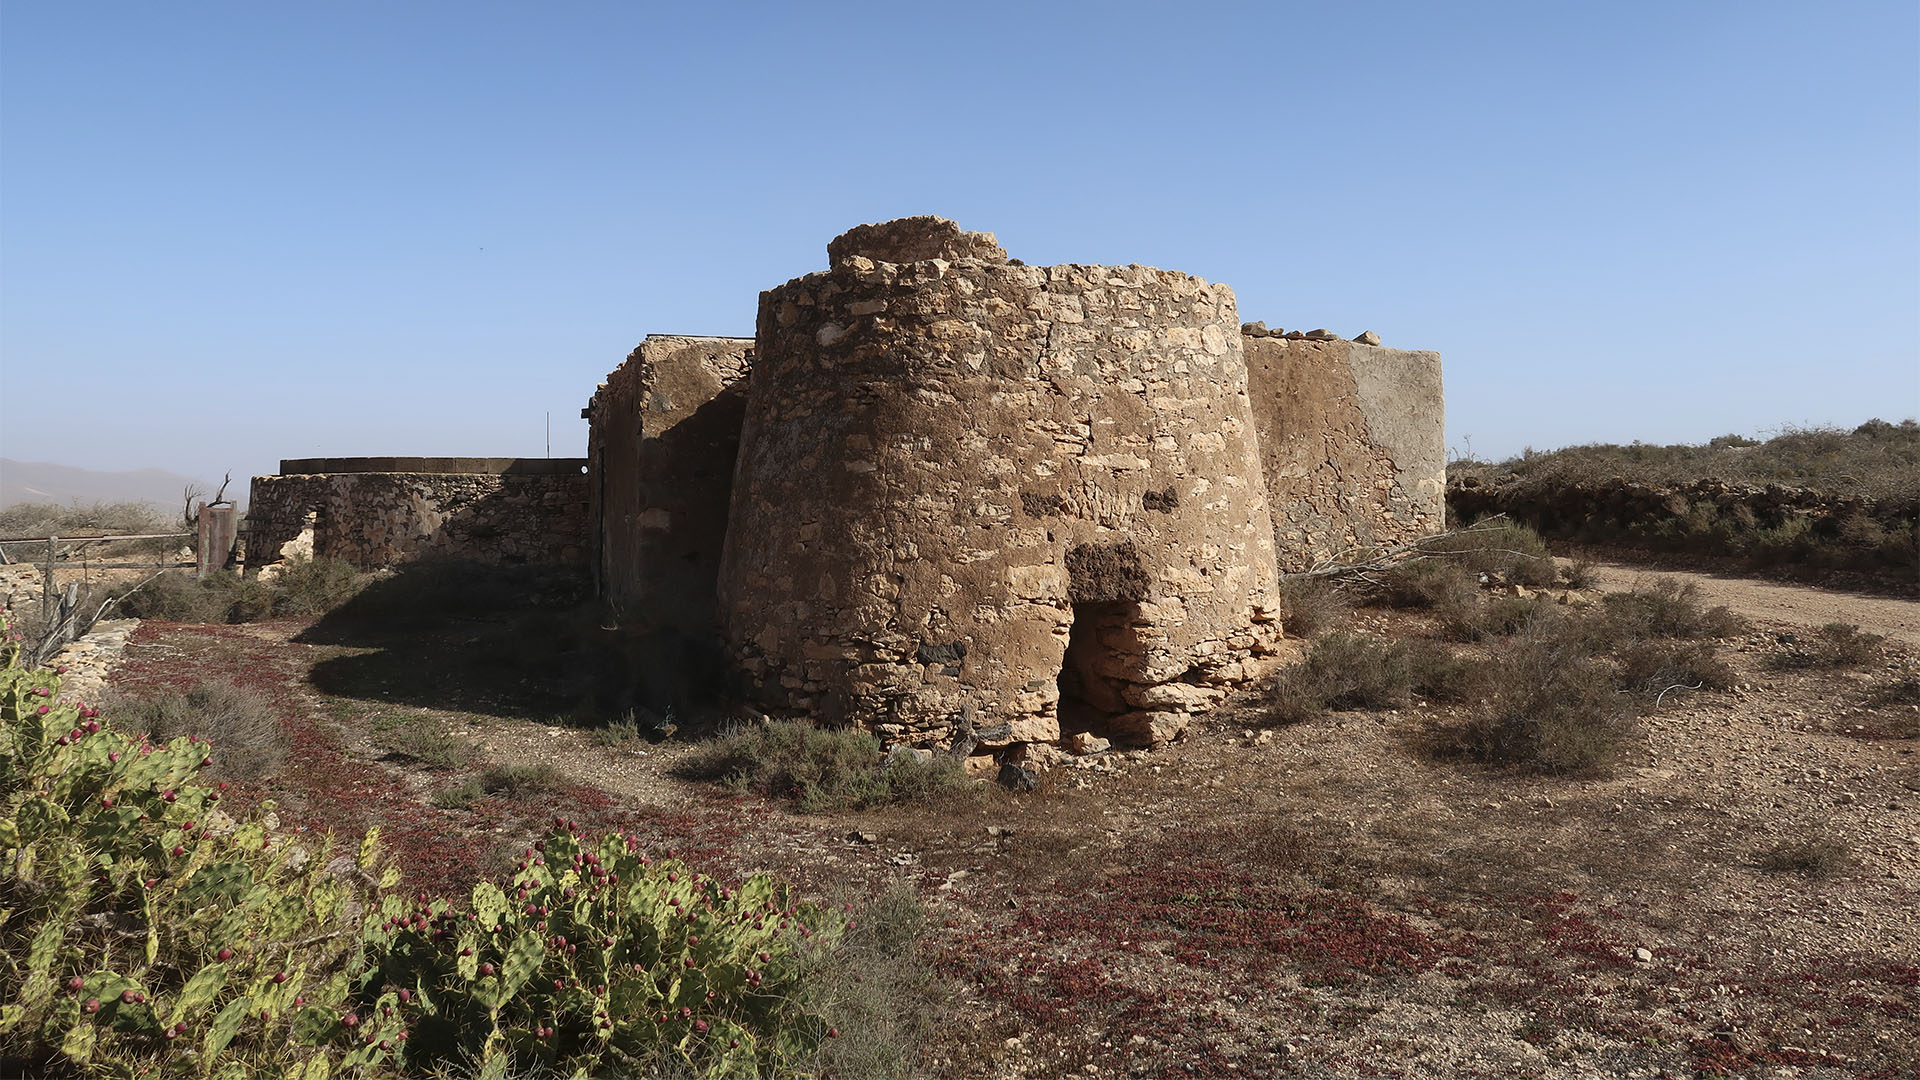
[77,567,1920,1079]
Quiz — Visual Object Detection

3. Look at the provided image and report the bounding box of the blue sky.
[2,1,1915,494]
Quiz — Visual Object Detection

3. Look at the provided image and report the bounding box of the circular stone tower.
[717,217,1283,749]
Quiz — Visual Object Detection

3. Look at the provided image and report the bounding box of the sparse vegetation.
[0,499,177,541]
[1450,420,1920,500]
[1445,627,1630,774]
[1448,421,1920,576]
[1268,633,1478,725]
[0,614,903,1080]
[1771,622,1886,670]
[430,777,486,810]
[370,713,474,769]
[479,761,564,797]
[678,721,974,812]
[1275,577,1348,637]
[1756,836,1856,879]
[110,681,289,781]
[107,557,367,624]
[803,886,947,1080]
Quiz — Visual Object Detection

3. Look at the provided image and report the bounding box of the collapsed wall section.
[585,336,753,628]
[718,218,1284,749]
[246,459,590,571]
[1241,335,1444,570]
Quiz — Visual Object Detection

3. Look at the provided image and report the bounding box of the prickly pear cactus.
[1,615,859,1079]
[361,815,848,1076]
[0,614,392,1077]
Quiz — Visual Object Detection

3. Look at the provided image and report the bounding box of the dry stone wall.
[247,459,589,571]
[1241,332,1444,570]
[585,336,753,628]
[717,218,1285,749]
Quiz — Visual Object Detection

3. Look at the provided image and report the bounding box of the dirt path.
[1587,560,1920,647]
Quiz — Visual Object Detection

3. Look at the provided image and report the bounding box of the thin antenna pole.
[545,411,551,458]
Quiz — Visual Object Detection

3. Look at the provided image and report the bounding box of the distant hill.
[0,459,223,510]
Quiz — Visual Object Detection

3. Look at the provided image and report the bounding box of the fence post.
[197,504,238,579]
[42,537,57,620]
[57,582,79,649]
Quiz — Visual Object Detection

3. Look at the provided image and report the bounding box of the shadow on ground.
[294,559,732,723]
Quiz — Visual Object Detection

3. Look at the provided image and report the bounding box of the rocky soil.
[70,566,1920,1079]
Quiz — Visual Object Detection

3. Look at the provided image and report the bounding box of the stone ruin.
[585,217,1445,755]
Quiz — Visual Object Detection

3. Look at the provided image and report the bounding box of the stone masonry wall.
[717,218,1284,749]
[247,461,589,571]
[1241,332,1444,570]
[586,336,753,628]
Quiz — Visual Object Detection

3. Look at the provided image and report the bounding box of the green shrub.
[111,682,289,782]
[678,722,972,813]
[430,779,485,811]
[370,715,474,770]
[596,711,647,749]
[479,762,564,798]
[0,615,869,1079]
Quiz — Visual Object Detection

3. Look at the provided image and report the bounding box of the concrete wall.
[585,336,753,628]
[247,461,590,571]
[717,217,1284,748]
[1242,334,1444,570]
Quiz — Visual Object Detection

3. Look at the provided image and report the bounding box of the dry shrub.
[114,682,288,781]
[803,885,948,1079]
[1769,622,1887,670]
[1864,675,1920,709]
[108,560,366,624]
[1756,836,1855,879]
[1384,560,1479,610]
[1595,577,1746,643]
[1443,630,1632,774]
[1616,639,1737,697]
[1276,577,1348,637]
[1442,594,1554,642]
[1268,634,1474,724]
[677,721,974,812]
[1406,638,1481,703]
[268,555,367,615]
[1560,557,1601,589]
[1449,420,1919,501]
[1413,520,1559,586]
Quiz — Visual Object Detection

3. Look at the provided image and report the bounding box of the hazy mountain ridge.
[0,459,227,510]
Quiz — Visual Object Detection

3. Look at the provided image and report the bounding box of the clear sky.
[3,1,1916,496]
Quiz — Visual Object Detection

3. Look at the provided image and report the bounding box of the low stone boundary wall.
[248,460,590,571]
[1448,475,1918,575]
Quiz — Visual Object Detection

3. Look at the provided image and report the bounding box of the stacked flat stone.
[718,217,1285,748]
